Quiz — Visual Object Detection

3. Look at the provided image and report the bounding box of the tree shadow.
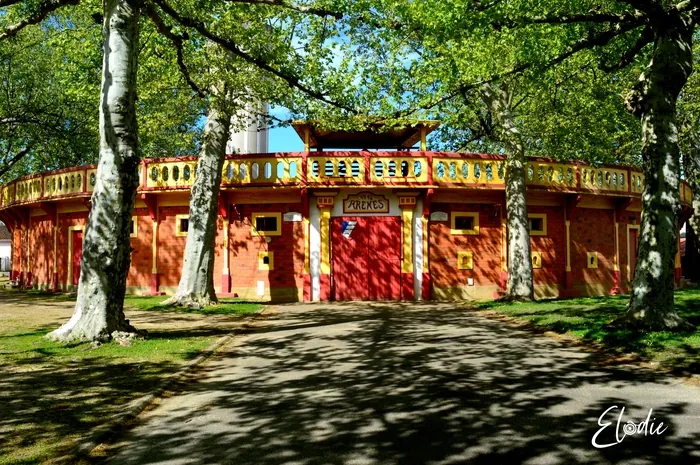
[106,302,700,465]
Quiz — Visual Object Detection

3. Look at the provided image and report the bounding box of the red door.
[368,217,401,300]
[72,230,83,286]
[629,228,638,282]
[331,217,401,301]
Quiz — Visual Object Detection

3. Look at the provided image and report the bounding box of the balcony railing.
[0,151,693,209]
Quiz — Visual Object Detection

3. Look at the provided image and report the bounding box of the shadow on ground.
[107,302,700,465]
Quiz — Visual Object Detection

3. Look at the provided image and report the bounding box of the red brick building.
[0,123,694,301]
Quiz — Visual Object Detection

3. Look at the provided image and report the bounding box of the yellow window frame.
[252,212,282,236]
[175,214,190,237]
[528,213,547,236]
[450,212,479,235]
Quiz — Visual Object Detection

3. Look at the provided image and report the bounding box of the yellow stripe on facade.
[320,207,331,275]
[402,208,414,273]
[304,218,310,274]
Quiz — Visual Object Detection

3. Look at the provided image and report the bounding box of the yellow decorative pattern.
[526,162,577,189]
[307,156,364,183]
[402,208,414,273]
[433,158,504,185]
[370,157,429,183]
[224,157,302,185]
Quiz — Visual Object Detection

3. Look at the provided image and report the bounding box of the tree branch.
[223,0,342,19]
[599,27,653,72]
[143,3,206,98]
[399,20,644,117]
[152,0,355,112]
[0,143,33,179]
[0,0,80,42]
[493,11,641,30]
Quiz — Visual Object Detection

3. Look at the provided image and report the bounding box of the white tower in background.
[226,101,269,154]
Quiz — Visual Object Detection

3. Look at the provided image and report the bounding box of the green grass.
[0,291,265,464]
[123,295,264,315]
[471,289,700,374]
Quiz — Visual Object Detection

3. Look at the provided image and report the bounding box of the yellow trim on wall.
[457,251,473,270]
[152,215,159,274]
[501,215,507,272]
[251,212,282,236]
[422,217,429,273]
[258,251,274,271]
[320,207,331,274]
[402,208,414,273]
[565,220,571,272]
[450,212,479,235]
[303,218,310,274]
[613,221,620,271]
[528,213,547,236]
[531,251,542,269]
[222,218,230,275]
[175,214,190,237]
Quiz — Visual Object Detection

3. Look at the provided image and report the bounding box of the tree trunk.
[162,101,231,308]
[481,82,534,301]
[614,17,694,331]
[47,0,142,342]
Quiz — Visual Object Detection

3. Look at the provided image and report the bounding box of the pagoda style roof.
[291,121,440,150]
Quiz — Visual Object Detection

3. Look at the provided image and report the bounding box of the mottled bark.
[481,82,534,301]
[614,16,694,331]
[162,101,231,308]
[47,0,142,342]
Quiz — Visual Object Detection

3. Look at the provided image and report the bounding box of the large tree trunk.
[162,101,231,308]
[481,82,534,301]
[47,0,141,342]
[614,17,694,331]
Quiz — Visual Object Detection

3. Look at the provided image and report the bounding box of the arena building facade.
[0,122,694,301]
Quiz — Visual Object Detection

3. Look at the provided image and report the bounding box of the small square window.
[176,214,190,236]
[256,216,278,232]
[129,217,138,238]
[528,214,547,236]
[252,213,282,236]
[451,212,479,235]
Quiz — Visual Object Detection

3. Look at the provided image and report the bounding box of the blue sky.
[269,125,304,152]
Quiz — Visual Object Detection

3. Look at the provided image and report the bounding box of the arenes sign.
[343,192,390,214]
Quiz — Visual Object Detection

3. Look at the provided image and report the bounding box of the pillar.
[499,208,508,297]
[611,220,621,294]
[318,196,333,301]
[399,195,417,300]
[564,219,573,294]
[52,212,59,292]
[221,217,231,294]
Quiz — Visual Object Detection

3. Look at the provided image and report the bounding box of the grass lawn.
[124,295,263,315]
[471,289,700,374]
[0,290,265,465]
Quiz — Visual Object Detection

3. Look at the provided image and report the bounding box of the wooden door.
[72,230,83,286]
[331,217,369,301]
[331,216,401,301]
[368,217,401,300]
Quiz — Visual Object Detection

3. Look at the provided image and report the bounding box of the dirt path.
[0,291,248,336]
